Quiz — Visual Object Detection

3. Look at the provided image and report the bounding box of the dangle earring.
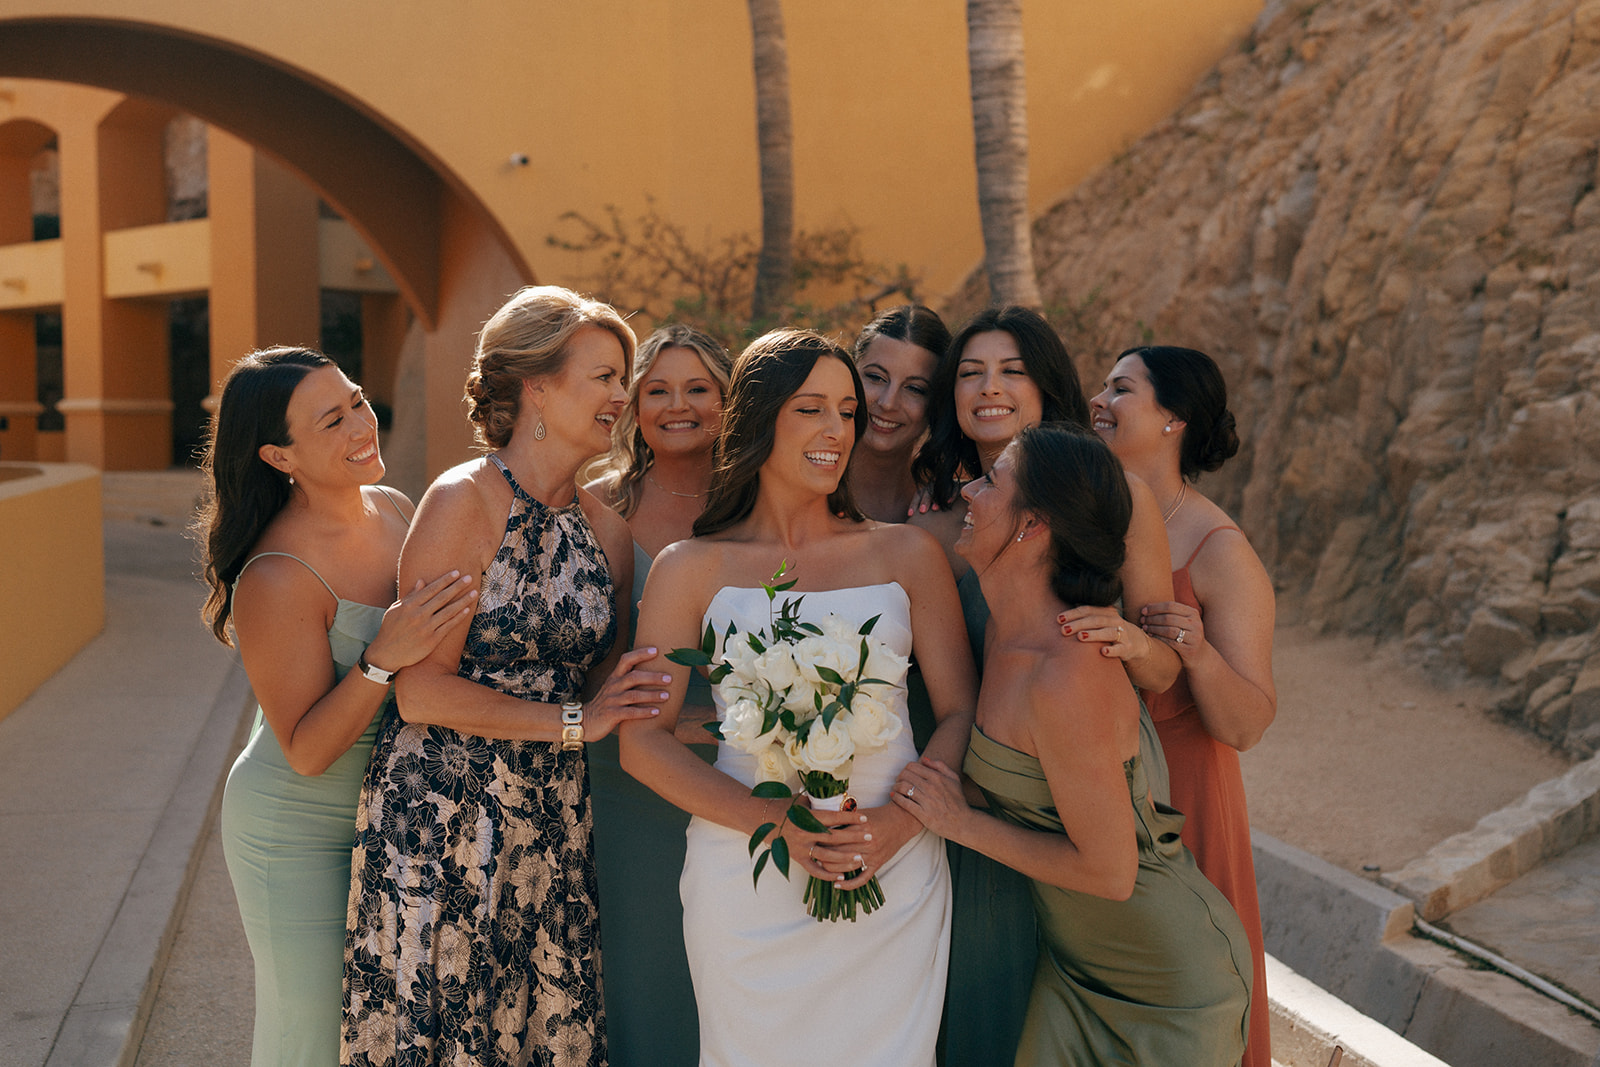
[534,420,547,441]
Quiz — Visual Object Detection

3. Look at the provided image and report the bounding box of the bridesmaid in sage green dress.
[198,347,476,1066]
[895,424,1251,1066]
[583,324,732,1066]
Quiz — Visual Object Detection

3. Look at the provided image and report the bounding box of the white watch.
[357,652,395,685]
[560,700,585,751]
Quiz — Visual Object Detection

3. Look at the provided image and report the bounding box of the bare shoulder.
[368,484,417,520]
[401,459,501,573]
[869,521,947,573]
[650,536,723,588]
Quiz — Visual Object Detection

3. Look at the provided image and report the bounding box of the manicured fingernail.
[659,691,670,700]
[1062,626,1072,634]
[863,833,872,841]
[450,570,460,578]
[853,855,862,863]
[662,674,672,683]
[650,708,660,716]
[858,815,868,823]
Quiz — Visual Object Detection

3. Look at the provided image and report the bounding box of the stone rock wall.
[954,0,1600,753]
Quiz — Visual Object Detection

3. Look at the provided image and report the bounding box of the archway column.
[205,127,319,407]
[56,97,171,469]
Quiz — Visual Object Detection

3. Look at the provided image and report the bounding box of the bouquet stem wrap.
[801,774,885,922]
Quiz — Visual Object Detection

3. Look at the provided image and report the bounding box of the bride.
[619,329,977,1067]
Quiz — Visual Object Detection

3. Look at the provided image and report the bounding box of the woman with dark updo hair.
[893,423,1251,1066]
[199,347,477,1066]
[343,287,666,1067]
[1090,344,1277,1067]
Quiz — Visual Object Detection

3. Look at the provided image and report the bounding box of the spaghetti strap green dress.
[965,727,1252,1067]
[220,552,391,1067]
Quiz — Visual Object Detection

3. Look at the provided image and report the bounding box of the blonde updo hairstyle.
[464,285,637,450]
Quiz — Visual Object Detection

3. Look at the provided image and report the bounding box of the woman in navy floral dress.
[343,287,668,1067]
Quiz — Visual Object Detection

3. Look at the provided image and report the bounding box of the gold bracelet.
[560,700,585,752]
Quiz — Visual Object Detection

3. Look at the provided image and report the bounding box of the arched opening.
[0,17,532,481]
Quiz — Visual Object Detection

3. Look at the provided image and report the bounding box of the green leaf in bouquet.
[708,664,732,684]
[748,822,776,856]
[767,708,786,735]
[746,632,766,653]
[752,850,770,888]
[702,720,725,740]
[751,780,793,799]
[666,648,712,668]
[772,578,799,594]
[840,682,857,707]
[821,698,844,729]
[701,619,718,656]
[771,834,792,878]
[857,638,870,677]
[812,689,824,711]
[788,804,828,834]
[857,677,894,689]
[799,621,822,635]
[858,614,881,636]
[815,665,845,685]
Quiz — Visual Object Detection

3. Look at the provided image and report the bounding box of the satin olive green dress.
[588,541,716,1067]
[939,570,1172,1066]
[965,727,1252,1067]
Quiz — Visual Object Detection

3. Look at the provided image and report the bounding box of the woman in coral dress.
[1090,344,1278,1067]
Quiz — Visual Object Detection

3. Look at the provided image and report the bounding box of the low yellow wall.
[0,462,103,721]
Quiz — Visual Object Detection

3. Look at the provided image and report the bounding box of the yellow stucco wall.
[0,463,104,720]
[0,0,1263,305]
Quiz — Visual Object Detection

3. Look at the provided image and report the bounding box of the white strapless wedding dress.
[681,582,951,1067]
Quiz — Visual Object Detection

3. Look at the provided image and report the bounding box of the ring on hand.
[808,844,816,860]
[905,786,916,799]
[1177,628,1188,644]
[1117,624,1124,636]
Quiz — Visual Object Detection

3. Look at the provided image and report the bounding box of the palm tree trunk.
[747,0,794,324]
[967,0,1041,308]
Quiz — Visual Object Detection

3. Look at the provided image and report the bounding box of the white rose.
[844,691,903,751]
[818,614,857,644]
[863,640,910,689]
[751,644,803,699]
[790,634,855,687]
[786,715,856,775]
[717,631,762,684]
[782,678,825,717]
[719,697,776,754]
[754,743,794,785]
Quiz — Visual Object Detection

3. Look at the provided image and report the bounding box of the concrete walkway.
[0,474,244,1067]
[3,471,1597,1067]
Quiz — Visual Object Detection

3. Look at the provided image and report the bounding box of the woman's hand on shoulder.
[1058,605,1157,664]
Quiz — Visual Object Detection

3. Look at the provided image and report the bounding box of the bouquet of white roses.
[669,564,908,922]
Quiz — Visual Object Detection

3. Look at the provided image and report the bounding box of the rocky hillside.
[964,0,1600,753]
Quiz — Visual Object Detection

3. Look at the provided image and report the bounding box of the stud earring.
[1015,531,1025,543]
[1162,425,1172,434]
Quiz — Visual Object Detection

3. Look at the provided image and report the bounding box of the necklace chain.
[647,472,706,499]
[1161,481,1188,523]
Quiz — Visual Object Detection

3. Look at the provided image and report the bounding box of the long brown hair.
[195,347,333,646]
[693,329,867,537]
